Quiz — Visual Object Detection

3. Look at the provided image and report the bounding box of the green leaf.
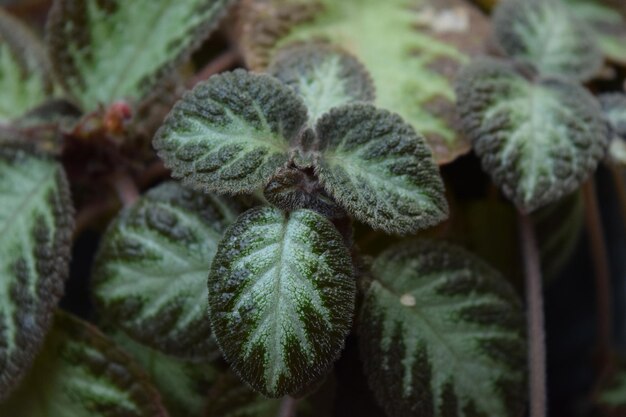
[268,43,374,126]
[239,0,491,164]
[47,0,235,111]
[0,147,74,400]
[92,181,241,359]
[0,10,52,123]
[455,58,609,212]
[492,0,603,81]
[316,104,448,235]
[154,70,308,195]
[208,206,355,397]
[599,93,626,166]
[597,362,626,412]
[205,371,283,417]
[0,312,167,416]
[359,240,526,417]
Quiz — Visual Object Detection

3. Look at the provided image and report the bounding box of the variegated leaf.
[92,181,241,359]
[492,0,602,81]
[359,240,526,417]
[47,0,236,111]
[154,70,308,195]
[455,58,609,212]
[208,206,355,397]
[0,312,167,416]
[316,104,448,235]
[599,93,626,166]
[0,146,73,400]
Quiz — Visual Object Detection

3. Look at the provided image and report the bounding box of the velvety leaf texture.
[359,240,527,417]
[208,206,355,397]
[154,70,308,194]
[268,43,375,126]
[599,93,626,165]
[492,0,602,81]
[455,58,609,212]
[0,312,167,416]
[0,147,73,401]
[316,104,448,235]
[47,0,236,110]
[92,181,240,359]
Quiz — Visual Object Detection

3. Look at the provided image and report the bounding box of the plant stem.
[188,49,240,87]
[518,212,547,417]
[111,171,139,207]
[609,164,626,232]
[277,396,298,417]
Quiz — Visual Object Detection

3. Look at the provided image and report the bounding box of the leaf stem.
[518,211,547,417]
[278,396,299,417]
[111,171,139,207]
[188,49,240,87]
[609,164,626,233]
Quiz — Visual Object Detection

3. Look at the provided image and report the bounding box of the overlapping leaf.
[208,206,355,397]
[316,104,448,234]
[456,58,609,212]
[92,182,240,358]
[359,240,526,417]
[0,147,73,400]
[47,0,236,110]
[0,312,167,416]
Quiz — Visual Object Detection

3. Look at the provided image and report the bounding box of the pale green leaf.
[316,104,448,235]
[92,181,241,359]
[154,70,308,195]
[455,58,609,212]
[208,206,355,397]
[47,0,236,110]
[359,240,526,417]
[0,146,74,400]
[492,0,603,81]
[0,312,167,416]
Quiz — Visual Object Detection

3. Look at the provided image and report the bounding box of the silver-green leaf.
[208,206,355,397]
[455,58,609,212]
[47,0,235,111]
[92,181,241,359]
[0,147,73,400]
[154,70,308,195]
[359,240,526,417]
[493,0,603,81]
[316,104,448,235]
[599,93,626,166]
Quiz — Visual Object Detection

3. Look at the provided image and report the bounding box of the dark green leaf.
[359,240,527,417]
[208,206,355,397]
[596,362,626,413]
[0,146,73,400]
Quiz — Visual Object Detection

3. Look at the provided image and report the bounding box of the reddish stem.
[188,49,240,87]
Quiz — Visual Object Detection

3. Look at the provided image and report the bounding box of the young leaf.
[268,43,375,126]
[92,181,241,359]
[47,0,236,111]
[0,146,73,401]
[455,58,609,212]
[154,70,308,195]
[492,0,602,81]
[238,0,491,164]
[0,312,167,416]
[208,206,355,397]
[316,104,448,235]
[359,240,526,417]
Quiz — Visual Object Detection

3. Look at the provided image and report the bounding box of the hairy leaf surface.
[208,206,355,397]
[93,182,240,358]
[316,104,448,235]
[455,58,609,212]
[492,0,602,81]
[47,0,235,110]
[599,93,626,166]
[0,147,73,400]
[359,240,526,417]
[0,312,167,416]
[154,70,308,194]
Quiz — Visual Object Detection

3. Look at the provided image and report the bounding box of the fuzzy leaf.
[0,147,73,400]
[154,70,308,194]
[599,93,626,166]
[455,58,609,212]
[47,0,235,111]
[316,104,448,235]
[92,182,240,359]
[268,43,374,126]
[359,240,527,417]
[238,0,491,164]
[208,206,355,397]
[0,312,167,416]
[492,0,602,81]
